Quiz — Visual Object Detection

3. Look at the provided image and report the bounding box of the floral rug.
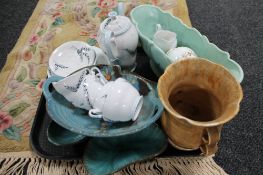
[0,0,227,174]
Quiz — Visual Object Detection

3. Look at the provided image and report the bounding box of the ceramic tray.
[30,48,201,160]
[130,5,244,82]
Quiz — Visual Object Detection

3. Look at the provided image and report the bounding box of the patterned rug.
[0,0,227,174]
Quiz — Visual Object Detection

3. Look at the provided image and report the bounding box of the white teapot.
[97,11,139,71]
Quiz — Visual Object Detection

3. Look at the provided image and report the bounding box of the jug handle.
[105,31,118,62]
[200,125,222,156]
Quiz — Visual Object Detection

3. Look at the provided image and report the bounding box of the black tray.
[30,48,201,160]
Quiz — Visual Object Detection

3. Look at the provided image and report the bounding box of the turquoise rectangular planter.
[130,5,244,82]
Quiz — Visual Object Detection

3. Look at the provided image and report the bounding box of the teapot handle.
[105,31,118,62]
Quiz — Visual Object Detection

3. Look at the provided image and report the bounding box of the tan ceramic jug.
[158,58,243,155]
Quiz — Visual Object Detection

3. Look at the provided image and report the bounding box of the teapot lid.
[101,11,131,36]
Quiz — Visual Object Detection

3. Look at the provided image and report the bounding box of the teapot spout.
[117,2,125,16]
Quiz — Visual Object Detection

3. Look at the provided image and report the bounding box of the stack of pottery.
[42,4,245,159]
[52,67,143,122]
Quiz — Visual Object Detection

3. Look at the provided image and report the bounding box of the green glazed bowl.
[130,5,244,82]
[43,65,163,137]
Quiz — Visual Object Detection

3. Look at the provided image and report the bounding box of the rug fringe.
[0,151,227,175]
[116,157,227,175]
[0,152,87,175]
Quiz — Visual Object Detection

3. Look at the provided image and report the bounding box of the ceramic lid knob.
[108,11,117,20]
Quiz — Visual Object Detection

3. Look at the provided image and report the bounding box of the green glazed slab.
[83,124,167,175]
[47,121,87,146]
[130,5,244,82]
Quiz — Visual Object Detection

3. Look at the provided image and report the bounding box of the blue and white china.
[167,47,197,62]
[48,41,110,77]
[89,78,143,122]
[52,67,107,110]
[97,12,138,70]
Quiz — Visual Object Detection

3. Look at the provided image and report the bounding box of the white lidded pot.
[97,11,139,70]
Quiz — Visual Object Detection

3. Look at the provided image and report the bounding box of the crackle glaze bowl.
[130,5,244,82]
[43,65,163,137]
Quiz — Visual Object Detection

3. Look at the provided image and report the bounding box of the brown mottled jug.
[158,58,243,156]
